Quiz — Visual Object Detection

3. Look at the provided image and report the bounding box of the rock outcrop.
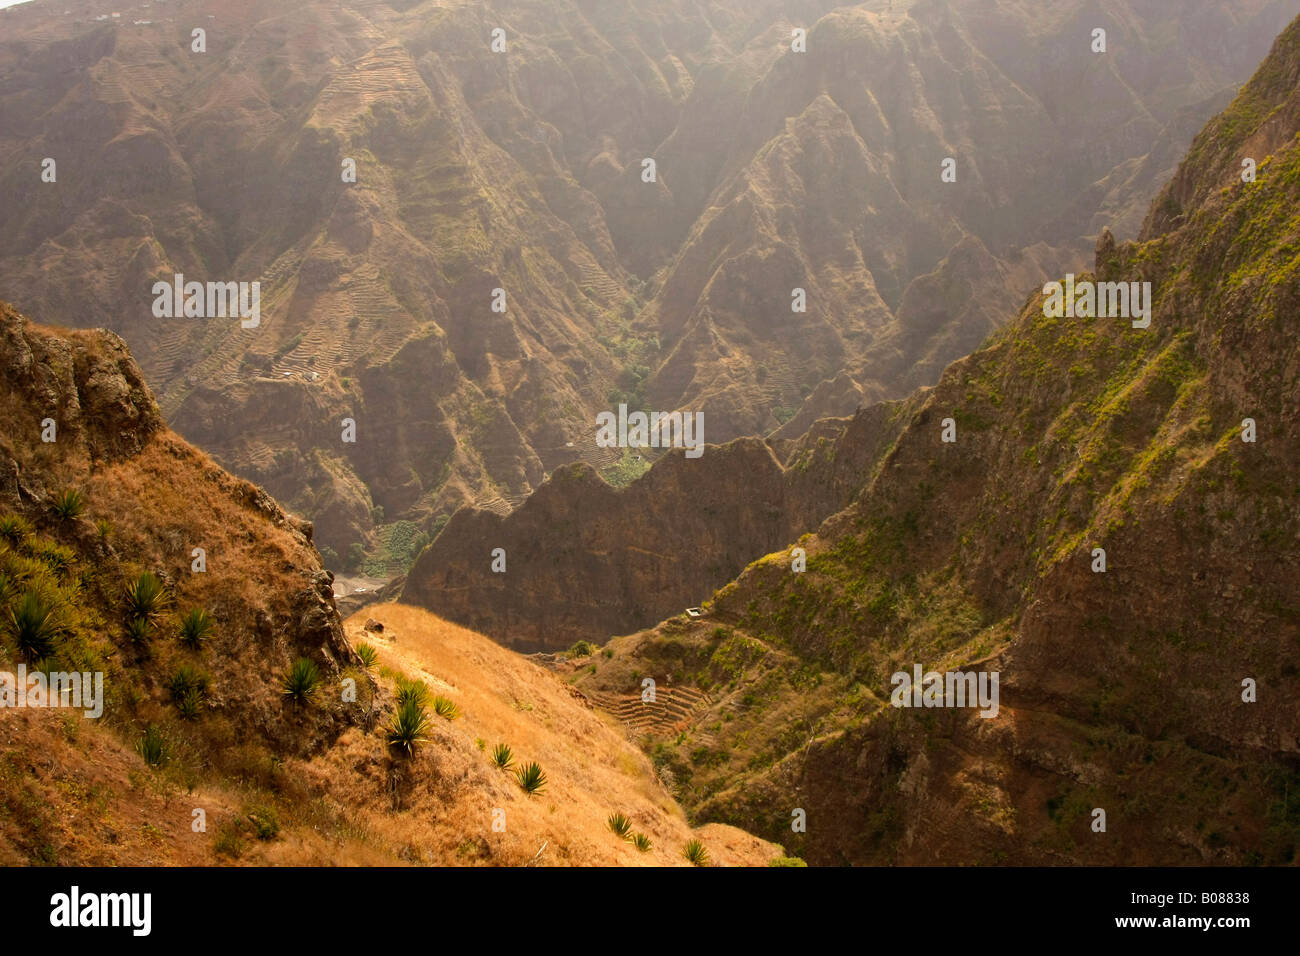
[0,302,354,756]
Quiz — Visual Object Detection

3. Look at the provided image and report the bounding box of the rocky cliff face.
[634,0,1300,437]
[569,12,1300,864]
[1,0,1294,568]
[0,301,354,758]
[402,396,915,650]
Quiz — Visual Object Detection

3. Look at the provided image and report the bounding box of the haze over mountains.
[2,0,1300,871]
[571,14,1300,863]
[1,0,1296,569]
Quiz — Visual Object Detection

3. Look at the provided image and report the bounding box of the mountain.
[0,303,780,865]
[561,11,1300,864]
[1,0,1295,575]
[402,396,916,650]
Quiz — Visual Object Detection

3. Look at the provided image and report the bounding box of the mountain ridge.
[560,11,1300,864]
[3,0,1295,571]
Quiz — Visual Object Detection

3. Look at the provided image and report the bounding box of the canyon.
[0,0,1298,870]
[1,0,1295,572]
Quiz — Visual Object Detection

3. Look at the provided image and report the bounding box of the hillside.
[0,304,781,866]
[1,0,1294,572]
[566,12,1300,865]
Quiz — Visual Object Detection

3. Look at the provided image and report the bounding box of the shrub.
[491,743,514,770]
[281,657,320,704]
[432,695,460,720]
[177,608,215,649]
[568,640,595,658]
[768,856,807,867]
[385,699,431,756]
[355,641,379,670]
[124,571,168,624]
[344,543,365,572]
[213,821,245,859]
[247,806,280,841]
[683,839,709,866]
[515,761,547,796]
[94,518,112,542]
[632,833,652,852]
[607,812,632,839]
[6,591,62,662]
[50,489,85,522]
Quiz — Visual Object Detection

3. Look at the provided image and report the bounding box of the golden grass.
[86,435,313,609]
[284,603,782,866]
[0,603,782,866]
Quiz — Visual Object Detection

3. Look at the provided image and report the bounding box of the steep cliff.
[572,13,1300,864]
[402,395,916,650]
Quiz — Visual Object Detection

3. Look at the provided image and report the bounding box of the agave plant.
[514,761,547,796]
[125,615,153,644]
[124,570,168,624]
[281,657,321,704]
[354,641,379,670]
[6,591,62,662]
[175,687,204,721]
[50,488,85,522]
[385,699,431,756]
[432,695,460,720]
[36,543,75,580]
[607,812,632,839]
[491,743,514,770]
[137,724,168,768]
[178,608,215,649]
[631,833,652,852]
[0,514,32,545]
[683,839,709,866]
[395,678,427,708]
[168,664,210,702]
